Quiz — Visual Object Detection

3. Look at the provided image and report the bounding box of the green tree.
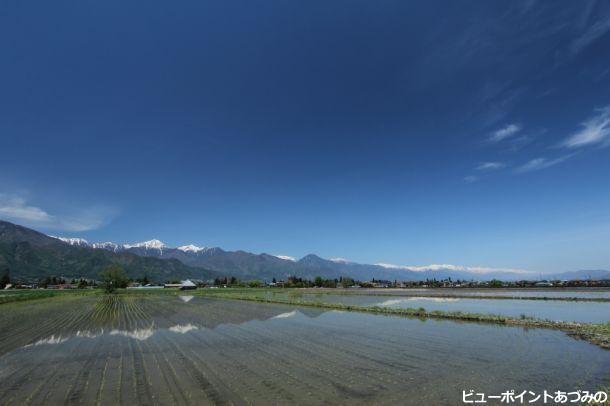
[489,279,503,288]
[341,277,355,287]
[0,269,10,289]
[314,276,323,287]
[98,265,129,293]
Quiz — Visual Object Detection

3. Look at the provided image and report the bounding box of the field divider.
[194,292,610,350]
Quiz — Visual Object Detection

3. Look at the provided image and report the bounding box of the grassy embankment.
[0,289,101,305]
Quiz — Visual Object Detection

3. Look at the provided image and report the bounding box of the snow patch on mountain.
[124,239,167,250]
[375,263,532,275]
[91,242,123,252]
[177,244,206,253]
[274,255,296,262]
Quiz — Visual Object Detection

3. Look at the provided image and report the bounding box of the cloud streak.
[0,195,54,224]
[514,155,573,173]
[569,19,610,56]
[476,162,506,171]
[561,106,610,148]
[0,193,116,232]
[489,124,521,142]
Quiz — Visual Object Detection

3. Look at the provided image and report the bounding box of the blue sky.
[1,0,610,273]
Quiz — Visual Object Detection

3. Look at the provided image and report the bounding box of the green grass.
[0,289,98,304]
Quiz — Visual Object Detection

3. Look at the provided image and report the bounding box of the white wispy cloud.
[0,193,116,232]
[476,162,506,171]
[58,207,114,232]
[515,155,573,173]
[561,106,610,148]
[489,124,521,142]
[463,176,479,183]
[570,19,610,56]
[274,255,296,262]
[0,195,54,224]
[375,263,532,275]
[330,258,351,264]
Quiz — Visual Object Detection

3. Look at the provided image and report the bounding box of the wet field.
[261,291,610,323]
[0,293,609,405]
[300,287,610,299]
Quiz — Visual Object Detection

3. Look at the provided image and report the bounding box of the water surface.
[301,287,610,299]
[0,294,608,405]
[301,293,610,323]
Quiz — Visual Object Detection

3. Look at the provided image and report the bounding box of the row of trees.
[274,276,356,288]
[211,276,357,288]
[213,276,238,286]
[1,266,514,292]
[0,265,129,292]
[39,277,94,289]
[0,267,363,291]
[0,267,493,292]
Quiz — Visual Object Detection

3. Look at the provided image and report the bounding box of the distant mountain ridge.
[0,221,220,282]
[50,230,610,282]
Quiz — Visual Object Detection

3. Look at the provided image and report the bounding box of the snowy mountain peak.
[52,236,90,247]
[177,244,206,253]
[124,239,167,250]
[91,242,122,252]
[330,257,351,264]
[274,255,296,262]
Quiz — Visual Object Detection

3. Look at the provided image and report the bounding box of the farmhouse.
[164,280,197,290]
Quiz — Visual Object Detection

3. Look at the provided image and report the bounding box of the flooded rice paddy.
[0,293,609,405]
[301,287,610,300]
[261,292,610,324]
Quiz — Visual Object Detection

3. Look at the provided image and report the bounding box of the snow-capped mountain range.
[49,234,610,282]
[0,221,220,282]
[53,236,216,255]
[52,237,90,248]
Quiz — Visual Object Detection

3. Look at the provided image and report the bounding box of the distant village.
[264,276,610,289]
[2,272,610,290]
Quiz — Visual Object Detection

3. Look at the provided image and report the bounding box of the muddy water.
[0,294,609,405]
